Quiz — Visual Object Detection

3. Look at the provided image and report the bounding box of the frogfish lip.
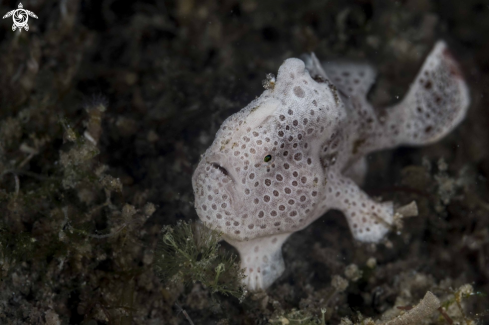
[210,162,230,177]
[203,160,235,184]
[192,157,236,199]
[196,151,236,183]
[192,158,238,224]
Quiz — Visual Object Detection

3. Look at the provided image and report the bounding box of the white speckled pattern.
[192,41,470,291]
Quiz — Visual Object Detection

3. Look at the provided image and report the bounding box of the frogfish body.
[192,41,470,291]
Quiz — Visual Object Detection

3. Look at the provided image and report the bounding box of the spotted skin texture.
[192,41,470,291]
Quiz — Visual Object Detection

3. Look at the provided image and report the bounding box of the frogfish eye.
[264,155,272,162]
